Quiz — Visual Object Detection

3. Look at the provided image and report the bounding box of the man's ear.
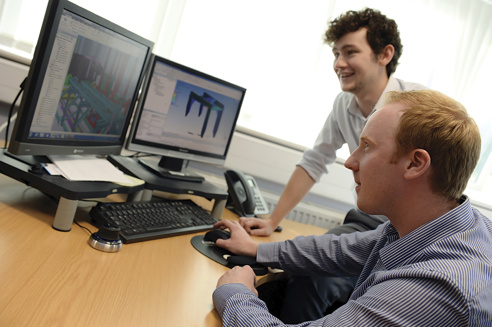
[404,149,431,180]
[379,44,395,66]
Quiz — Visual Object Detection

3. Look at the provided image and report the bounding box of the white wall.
[223,131,355,208]
[0,56,29,104]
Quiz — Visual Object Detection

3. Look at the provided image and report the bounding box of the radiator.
[259,189,344,230]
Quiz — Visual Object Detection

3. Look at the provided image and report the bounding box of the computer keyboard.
[89,199,220,243]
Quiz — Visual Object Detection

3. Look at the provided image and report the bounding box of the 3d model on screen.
[55,36,139,136]
[185,91,224,138]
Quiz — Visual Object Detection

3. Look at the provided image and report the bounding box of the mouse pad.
[191,235,268,275]
[191,235,231,266]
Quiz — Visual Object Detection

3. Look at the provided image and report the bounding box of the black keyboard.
[89,199,220,243]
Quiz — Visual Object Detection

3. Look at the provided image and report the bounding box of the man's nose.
[344,153,358,171]
[334,55,347,69]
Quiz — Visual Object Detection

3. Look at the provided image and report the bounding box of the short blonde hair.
[385,90,481,200]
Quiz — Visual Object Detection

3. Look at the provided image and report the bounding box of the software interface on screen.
[133,59,244,157]
[28,8,149,144]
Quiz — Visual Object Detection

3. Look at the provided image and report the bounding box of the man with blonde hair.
[212,90,492,326]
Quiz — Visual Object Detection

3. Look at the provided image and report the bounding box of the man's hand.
[239,217,276,236]
[213,220,259,257]
[216,265,258,296]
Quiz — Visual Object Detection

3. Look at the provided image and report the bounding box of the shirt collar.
[372,75,400,111]
[347,75,399,119]
[379,196,473,270]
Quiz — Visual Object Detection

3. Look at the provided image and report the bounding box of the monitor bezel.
[8,0,154,157]
[126,54,246,167]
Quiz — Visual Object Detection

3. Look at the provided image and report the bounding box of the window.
[1,0,490,206]
[0,0,47,60]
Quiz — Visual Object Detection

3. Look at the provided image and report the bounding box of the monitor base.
[137,157,204,183]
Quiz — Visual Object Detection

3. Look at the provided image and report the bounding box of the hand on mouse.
[216,265,258,296]
[213,220,258,257]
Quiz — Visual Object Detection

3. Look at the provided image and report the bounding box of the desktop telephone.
[224,169,269,217]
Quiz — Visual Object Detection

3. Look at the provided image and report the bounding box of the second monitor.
[126,55,246,182]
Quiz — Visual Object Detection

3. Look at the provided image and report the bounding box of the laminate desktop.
[0,173,327,326]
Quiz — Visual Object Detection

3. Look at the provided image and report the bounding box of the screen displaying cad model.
[28,9,148,142]
[134,60,244,156]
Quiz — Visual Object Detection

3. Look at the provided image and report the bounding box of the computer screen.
[7,0,153,160]
[126,55,246,181]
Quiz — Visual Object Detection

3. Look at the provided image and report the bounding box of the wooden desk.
[0,173,327,326]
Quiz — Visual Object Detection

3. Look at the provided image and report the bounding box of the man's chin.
[340,84,353,93]
[356,201,375,216]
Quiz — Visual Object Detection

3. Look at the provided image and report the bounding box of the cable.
[74,220,94,236]
[3,77,27,149]
[38,195,97,235]
[0,113,16,136]
[22,186,98,236]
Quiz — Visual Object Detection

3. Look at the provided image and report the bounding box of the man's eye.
[363,143,370,151]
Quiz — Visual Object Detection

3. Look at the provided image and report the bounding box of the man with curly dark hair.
[324,7,403,79]
[238,7,427,323]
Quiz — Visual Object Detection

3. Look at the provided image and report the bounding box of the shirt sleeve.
[212,266,469,326]
[212,283,287,326]
[297,96,346,182]
[257,228,382,276]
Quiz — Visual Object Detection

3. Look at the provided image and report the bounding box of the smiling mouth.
[339,72,355,79]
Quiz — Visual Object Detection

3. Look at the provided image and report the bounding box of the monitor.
[7,0,153,162]
[125,55,246,182]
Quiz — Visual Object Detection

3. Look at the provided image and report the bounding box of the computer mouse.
[204,229,231,243]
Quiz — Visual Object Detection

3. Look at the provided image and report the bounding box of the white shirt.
[298,76,426,182]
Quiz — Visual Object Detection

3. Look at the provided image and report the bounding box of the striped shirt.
[213,196,492,326]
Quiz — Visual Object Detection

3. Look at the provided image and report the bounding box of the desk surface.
[0,173,327,326]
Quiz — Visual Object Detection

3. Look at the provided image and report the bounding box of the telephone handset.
[224,170,269,217]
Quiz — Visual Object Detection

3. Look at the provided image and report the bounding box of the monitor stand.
[3,151,51,166]
[0,149,145,231]
[107,154,228,220]
[137,156,204,183]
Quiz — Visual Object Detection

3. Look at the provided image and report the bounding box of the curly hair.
[324,8,402,77]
